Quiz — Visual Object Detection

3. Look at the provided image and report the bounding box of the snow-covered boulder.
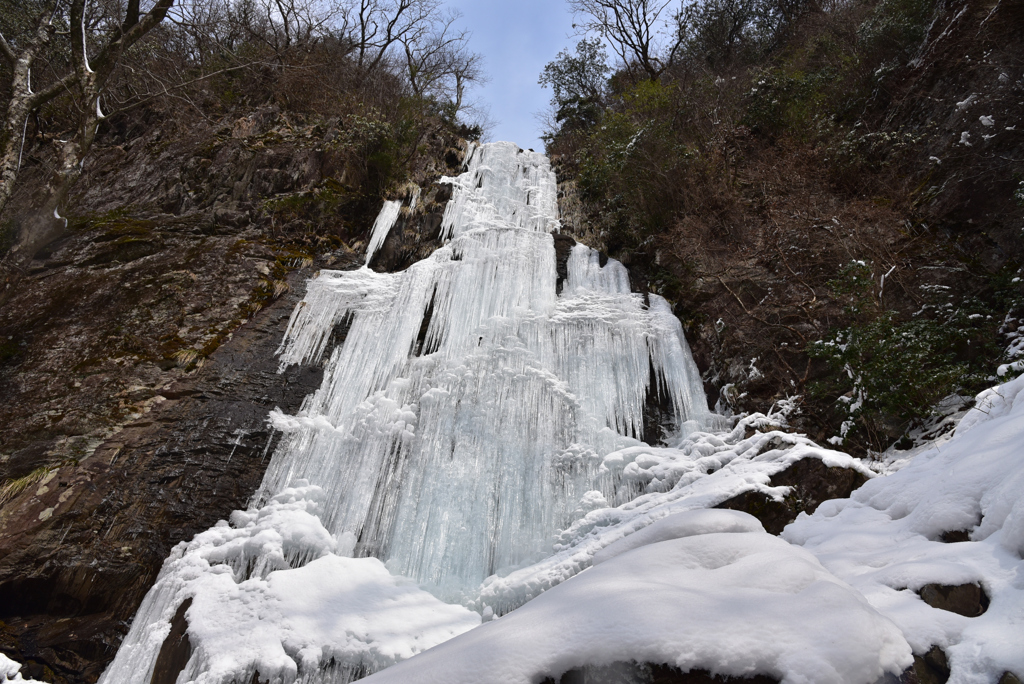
[363,510,912,684]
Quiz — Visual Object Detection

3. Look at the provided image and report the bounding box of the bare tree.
[399,8,484,116]
[0,0,174,218]
[354,0,438,75]
[568,0,682,80]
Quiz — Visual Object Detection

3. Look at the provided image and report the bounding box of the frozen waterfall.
[99,142,718,684]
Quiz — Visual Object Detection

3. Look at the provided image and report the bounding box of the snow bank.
[0,654,44,684]
[363,510,911,684]
[785,374,1024,683]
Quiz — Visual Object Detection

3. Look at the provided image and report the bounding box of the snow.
[0,654,45,684]
[785,374,1024,684]
[476,416,873,613]
[99,484,480,684]
[361,511,911,684]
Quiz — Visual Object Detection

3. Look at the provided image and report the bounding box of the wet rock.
[715,456,868,535]
[999,672,1022,684]
[918,583,990,617]
[917,647,950,684]
[553,233,577,295]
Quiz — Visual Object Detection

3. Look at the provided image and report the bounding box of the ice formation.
[364,200,402,266]
[101,142,718,684]
[100,484,480,684]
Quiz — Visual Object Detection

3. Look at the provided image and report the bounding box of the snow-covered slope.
[785,374,1024,683]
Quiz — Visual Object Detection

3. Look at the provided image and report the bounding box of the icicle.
[365,200,402,266]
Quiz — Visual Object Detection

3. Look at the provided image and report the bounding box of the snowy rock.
[0,654,45,684]
[592,509,764,565]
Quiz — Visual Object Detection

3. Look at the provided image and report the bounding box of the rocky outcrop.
[715,455,868,535]
[918,583,990,618]
[0,100,471,682]
[0,261,333,682]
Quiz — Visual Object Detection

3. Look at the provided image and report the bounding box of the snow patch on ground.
[98,484,480,684]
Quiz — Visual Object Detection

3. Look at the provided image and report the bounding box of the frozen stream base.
[96,142,1023,684]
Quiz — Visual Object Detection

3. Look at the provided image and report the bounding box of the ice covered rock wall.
[99,142,718,684]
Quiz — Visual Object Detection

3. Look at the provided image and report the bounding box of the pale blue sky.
[445,0,577,150]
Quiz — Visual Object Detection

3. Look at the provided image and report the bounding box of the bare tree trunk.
[46,0,174,218]
[0,8,68,216]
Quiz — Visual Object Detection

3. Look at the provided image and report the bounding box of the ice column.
[365,199,402,265]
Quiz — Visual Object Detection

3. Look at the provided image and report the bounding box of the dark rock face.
[715,456,868,535]
[918,583,990,618]
[0,104,469,682]
[0,266,328,683]
[553,233,577,295]
[541,662,778,684]
[150,599,192,684]
[366,181,455,274]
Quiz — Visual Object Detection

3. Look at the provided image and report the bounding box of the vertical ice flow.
[364,199,402,265]
[100,142,718,684]
[266,141,712,594]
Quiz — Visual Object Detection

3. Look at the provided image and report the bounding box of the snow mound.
[98,484,480,684]
[592,508,764,564]
[363,512,911,684]
[785,374,1024,683]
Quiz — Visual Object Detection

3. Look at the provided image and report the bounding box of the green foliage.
[678,0,813,67]
[0,466,50,507]
[540,38,610,133]
[826,126,924,185]
[742,66,841,139]
[809,262,1019,447]
[858,0,937,63]
[573,79,704,247]
[540,38,610,106]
